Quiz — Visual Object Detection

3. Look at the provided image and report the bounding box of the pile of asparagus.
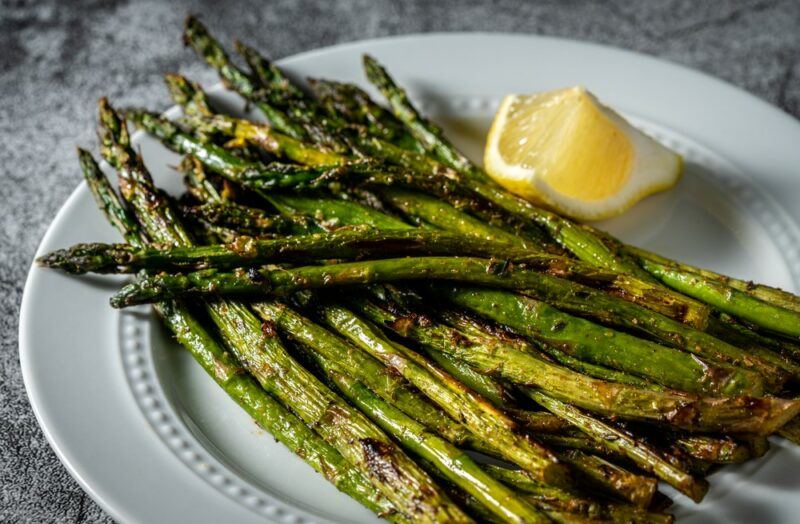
[39,16,800,523]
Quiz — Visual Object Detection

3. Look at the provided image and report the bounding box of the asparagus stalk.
[233,40,351,152]
[637,257,800,338]
[309,78,422,151]
[467,325,659,388]
[559,450,658,509]
[181,201,312,236]
[75,149,404,520]
[670,435,753,464]
[379,187,540,251]
[107,257,763,396]
[38,229,524,274]
[625,244,800,314]
[487,466,675,523]
[100,99,465,521]
[482,466,599,516]
[254,301,569,485]
[778,417,800,445]
[526,392,708,502]
[295,338,549,523]
[348,293,800,433]
[433,285,761,396]
[209,300,469,523]
[182,16,308,140]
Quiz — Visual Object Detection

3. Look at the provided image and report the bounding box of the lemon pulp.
[485,86,682,220]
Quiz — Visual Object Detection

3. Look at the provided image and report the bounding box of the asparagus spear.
[100,99,466,521]
[254,301,569,485]
[482,466,600,516]
[107,257,763,396]
[434,284,761,396]
[558,450,658,509]
[348,294,800,433]
[670,435,753,464]
[182,201,312,236]
[209,299,469,523]
[443,310,660,389]
[233,40,351,152]
[637,257,800,338]
[38,229,524,274]
[624,244,800,314]
[486,465,675,523]
[349,294,715,501]
[309,77,422,151]
[778,417,800,445]
[182,16,309,140]
[526,392,708,502]
[294,338,549,523]
[76,149,405,520]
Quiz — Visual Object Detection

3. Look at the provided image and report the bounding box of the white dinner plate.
[20,33,800,523]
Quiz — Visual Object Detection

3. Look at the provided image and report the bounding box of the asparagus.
[625,244,800,314]
[487,466,675,524]
[458,320,659,388]
[559,451,658,509]
[433,285,761,396]
[41,20,800,521]
[295,338,549,523]
[100,99,465,521]
[182,201,312,236]
[412,340,513,408]
[182,16,308,140]
[350,293,726,497]
[75,149,404,520]
[778,417,800,445]
[482,466,600,516]
[233,40,352,152]
[379,187,540,251]
[309,78,422,151]
[107,257,764,396]
[38,229,524,274]
[670,435,753,464]
[637,257,800,338]
[180,154,234,201]
[209,300,468,523]
[118,108,715,329]
[526,392,708,502]
[186,23,799,340]
[348,294,800,433]
[254,302,569,485]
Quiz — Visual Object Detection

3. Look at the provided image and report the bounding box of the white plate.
[20,33,800,524]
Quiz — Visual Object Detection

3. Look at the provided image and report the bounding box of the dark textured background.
[2,0,799,522]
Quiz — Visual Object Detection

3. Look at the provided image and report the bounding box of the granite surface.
[1,0,799,522]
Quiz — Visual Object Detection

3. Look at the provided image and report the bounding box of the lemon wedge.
[484,87,683,221]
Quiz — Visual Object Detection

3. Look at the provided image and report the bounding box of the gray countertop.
[1,0,799,521]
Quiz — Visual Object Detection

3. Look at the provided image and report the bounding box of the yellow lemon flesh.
[484,87,683,221]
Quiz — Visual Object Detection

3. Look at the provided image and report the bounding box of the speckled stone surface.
[1,0,799,521]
